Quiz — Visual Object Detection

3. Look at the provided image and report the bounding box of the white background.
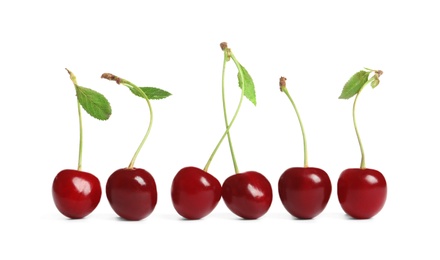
[1,0,438,259]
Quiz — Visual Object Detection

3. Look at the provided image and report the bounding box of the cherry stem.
[353,77,375,169]
[76,99,84,171]
[101,73,154,169]
[65,69,83,171]
[222,49,239,173]
[204,46,245,173]
[280,78,308,168]
[123,81,154,169]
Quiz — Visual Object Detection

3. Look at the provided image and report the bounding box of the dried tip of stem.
[101,73,122,84]
[220,42,228,51]
[65,68,77,84]
[376,70,383,77]
[279,76,287,91]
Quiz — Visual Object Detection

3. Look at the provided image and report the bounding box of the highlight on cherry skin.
[171,167,222,220]
[52,169,102,219]
[276,76,332,219]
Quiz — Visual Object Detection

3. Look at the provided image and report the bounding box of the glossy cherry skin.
[171,166,222,219]
[222,171,273,219]
[337,168,387,219]
[106,168,157,221]
[278,167,332,219]
[52,169,102,219]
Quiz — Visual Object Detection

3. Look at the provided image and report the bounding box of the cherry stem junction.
[280,77,308,168]
[204,45,245,173]
[353,76,375,169]
[101,73,153,169]
[66,69,83,171]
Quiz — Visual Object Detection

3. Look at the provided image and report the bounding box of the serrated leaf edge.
[128,85,172,100]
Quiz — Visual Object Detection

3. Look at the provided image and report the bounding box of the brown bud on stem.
[220,42,228,51]
[279,76,287,91]
[101,73,122,84]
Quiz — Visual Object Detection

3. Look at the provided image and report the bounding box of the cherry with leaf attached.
[52,69,112,219]
[337,68,387,219]
[218,42,273,220]
[277,77,332,219]
[102,73,171,221]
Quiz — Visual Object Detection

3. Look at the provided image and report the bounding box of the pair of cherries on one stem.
[171,42,273,220]
[52,70,169,220]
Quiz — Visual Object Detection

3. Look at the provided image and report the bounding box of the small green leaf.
[237,64,257,105]
[371,79,380,89]
[129,86,172,100]
[338,70,370,99]
[371,77,380,89]
[75,86,112,120]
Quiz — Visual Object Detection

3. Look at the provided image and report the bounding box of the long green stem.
[228,52,246,173]
[124,81,154,169]
[282,87,308,167]
[222,50,239,173]
[353,77,374,169]
[65,69,83,171]
[204,49,245,173]
[76,99,83,171]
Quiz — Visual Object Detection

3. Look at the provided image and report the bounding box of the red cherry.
[106,168,157,221]
[171,166,222,220]
[52,169,102,219]
[222,171,273,219]
[337,168,387,219]
[278,167,332,219]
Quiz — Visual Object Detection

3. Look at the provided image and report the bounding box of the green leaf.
[338,70,370,99]
[237,64,256,105]
[75,86,112,120]
[129,86,172,100]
